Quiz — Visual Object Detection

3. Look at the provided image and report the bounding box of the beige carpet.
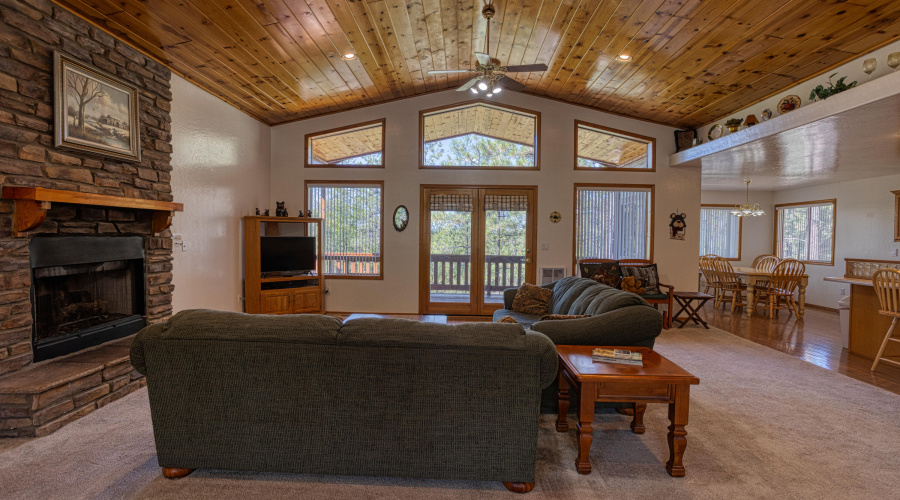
[2,325,899,499]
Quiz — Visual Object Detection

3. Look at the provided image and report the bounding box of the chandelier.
[731,180,765,217]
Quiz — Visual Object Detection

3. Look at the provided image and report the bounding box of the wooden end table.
[555,345,699,476]
[672,291,714,329]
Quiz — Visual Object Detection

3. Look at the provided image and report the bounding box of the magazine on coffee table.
[592,348,643,366]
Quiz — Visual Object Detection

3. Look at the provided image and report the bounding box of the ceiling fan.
[428,4,548,96]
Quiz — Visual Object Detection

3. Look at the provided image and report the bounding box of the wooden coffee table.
[555,345,699,476]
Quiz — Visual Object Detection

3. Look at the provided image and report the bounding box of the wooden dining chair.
[753,259,805,319]
[871,269,900,371]
[711,257,746,312]
[752,254,777,268]
[699,256,721,305]
[751,255,781,310]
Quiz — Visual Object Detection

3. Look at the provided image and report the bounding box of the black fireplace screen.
[29,236,146,362]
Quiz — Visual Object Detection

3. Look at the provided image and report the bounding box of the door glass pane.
[484,195,527,303]
[430,194,472,303]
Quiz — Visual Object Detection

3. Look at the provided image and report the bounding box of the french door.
[419,186,536,315]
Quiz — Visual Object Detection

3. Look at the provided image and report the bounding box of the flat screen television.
[260,237,317,274]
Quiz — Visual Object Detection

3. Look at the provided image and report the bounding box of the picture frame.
[54,51,141,162]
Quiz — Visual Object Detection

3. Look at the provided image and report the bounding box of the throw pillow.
[580,261,622,288]
[511,283,553,315]
[496,316,518,323]
[538,314,591,321]
[620,276,645,295]
[620,264,661,295]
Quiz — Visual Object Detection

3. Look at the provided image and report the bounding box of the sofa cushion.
[146,309,343,343]
[547,277,603,314]
[621,264,661,295]
[511,283,553,315]
[339,317,526,349]
[580,261,623,288]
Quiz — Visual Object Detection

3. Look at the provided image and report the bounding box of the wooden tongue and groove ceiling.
[53,0,900,127]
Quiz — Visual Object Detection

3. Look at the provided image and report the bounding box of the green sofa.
[493,277,663,411]
[130,309,558,492]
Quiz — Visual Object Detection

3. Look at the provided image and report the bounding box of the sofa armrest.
[523,329,559,389]
[531,305,663,348]
[129,322,166,375]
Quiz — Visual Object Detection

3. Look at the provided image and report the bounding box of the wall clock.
[393,205,409,232]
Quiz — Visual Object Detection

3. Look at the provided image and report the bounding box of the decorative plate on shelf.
[777,95,801,114]
[707,124,724,141]
[761,109,773,121]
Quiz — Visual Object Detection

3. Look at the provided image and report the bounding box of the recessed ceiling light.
[617,54,632,61]
[342,52,356,60]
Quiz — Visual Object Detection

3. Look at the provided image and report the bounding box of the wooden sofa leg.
[503,482,535,493]
[162,467,195,479]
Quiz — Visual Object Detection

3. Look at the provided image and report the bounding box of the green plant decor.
[809,73,857,101]
[724,118,743,127]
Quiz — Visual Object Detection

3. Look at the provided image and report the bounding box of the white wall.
[271,90,702,314]
[770,174,900,308]
[700,190,775,268]
[170,75,271,313]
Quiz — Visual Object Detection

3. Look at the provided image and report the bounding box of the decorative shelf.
[669,69,900,190]
[1,187,184,237]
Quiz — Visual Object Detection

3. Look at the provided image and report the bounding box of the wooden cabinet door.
[292,289,320,313]
[260,291,292,314]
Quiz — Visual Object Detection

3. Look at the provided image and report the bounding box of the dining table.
[729,267,809,319]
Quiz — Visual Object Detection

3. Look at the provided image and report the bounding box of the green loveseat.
[493,277,663,411]
[131,309,558,492]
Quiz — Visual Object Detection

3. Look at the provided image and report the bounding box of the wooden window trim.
[574,120,656,172]
[418,99,540,170]
[304,119,385,168]
[572,183,655,274]
[773,198,837,266]
[893,190,900,242]
[700,204,743,261]
[304,180,385,279]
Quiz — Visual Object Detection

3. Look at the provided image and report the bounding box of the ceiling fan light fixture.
[342,52,356,60]
[486,92,493,97]
[470,87,479,94]
[492,85,501,93]
[617,54,632,61]
[478,81,488,91]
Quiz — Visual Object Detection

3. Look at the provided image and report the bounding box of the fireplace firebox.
[29,236,146,362]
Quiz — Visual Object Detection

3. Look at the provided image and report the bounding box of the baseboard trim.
[805,303,838,313]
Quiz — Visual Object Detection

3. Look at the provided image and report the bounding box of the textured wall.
[271,90,702,314]
[169,75,271,313]
[0,0,173,377]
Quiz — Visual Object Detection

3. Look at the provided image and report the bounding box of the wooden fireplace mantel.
[1,187,184,237]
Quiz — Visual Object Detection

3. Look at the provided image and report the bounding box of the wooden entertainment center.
[243,216,324,314]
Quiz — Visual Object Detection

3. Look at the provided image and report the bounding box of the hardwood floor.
[698,303,900,396]
[333,305,900,395]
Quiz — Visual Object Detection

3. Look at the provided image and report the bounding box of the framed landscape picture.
[54,51,141,162]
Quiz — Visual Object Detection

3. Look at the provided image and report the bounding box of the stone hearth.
[0,0,175,436]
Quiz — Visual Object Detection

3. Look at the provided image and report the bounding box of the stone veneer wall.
[0,0,174,379]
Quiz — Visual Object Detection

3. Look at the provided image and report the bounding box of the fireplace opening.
[29,236,146,362]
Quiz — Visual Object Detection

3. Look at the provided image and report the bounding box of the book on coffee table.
[592,348,643,365]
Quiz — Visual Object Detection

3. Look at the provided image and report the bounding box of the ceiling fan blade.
[503,63,548,72]
[474,52,491,66]
[498,75,526,91]
[457,77,481,91]
[428,69,476,74]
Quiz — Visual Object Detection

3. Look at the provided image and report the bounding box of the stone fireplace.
[0,0,177,437]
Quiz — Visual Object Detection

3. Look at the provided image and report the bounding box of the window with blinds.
[575,185,653,262]
[700,206,742,259]
[306,182,383,277]
[776,200,836,264]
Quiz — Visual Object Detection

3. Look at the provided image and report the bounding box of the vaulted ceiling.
[55,0,900,127]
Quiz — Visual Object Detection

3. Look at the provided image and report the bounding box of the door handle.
[525,258,533,263]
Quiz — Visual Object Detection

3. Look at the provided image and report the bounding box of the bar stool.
[871,268,900,372]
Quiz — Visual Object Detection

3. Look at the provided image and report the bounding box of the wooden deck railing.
[430,254,525,295]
